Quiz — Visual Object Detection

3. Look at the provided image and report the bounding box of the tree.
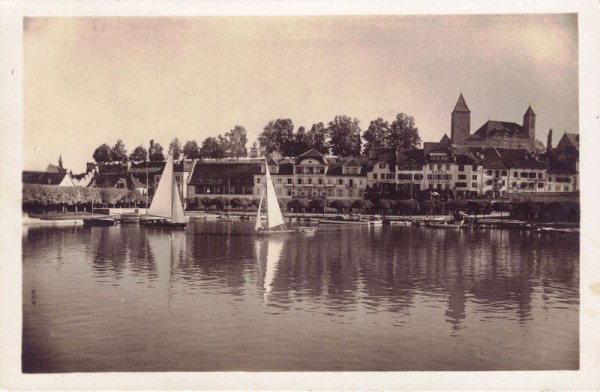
[93,143,113,163]
[363,118,390,157]
[168,138,183,160]
[129,145,148,162]
[182,140,201,160]
[149,139,165,161]
[534,139,546,154]
[493,201,512,221]
[327,115,362,157]
[249,141,260,158]
[199,137,226,159]
[387,113,421,150]
[307,122,329,155]
[292,126,311,156]
[309,198,325,214]
[111,139,128,162]
[225,125,248,160]
[258,118,295,156]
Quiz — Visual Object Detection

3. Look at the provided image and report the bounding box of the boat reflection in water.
[255,237,286,304]
[22,222,579,372]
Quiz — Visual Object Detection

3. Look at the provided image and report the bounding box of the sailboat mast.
[146,157,149,214]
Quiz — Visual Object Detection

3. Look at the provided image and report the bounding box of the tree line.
[90,113,421,163]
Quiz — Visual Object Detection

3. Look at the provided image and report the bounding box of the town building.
[22,171,75,187]
[450,94,536,151]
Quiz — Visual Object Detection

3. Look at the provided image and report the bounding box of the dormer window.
[379,163,386,169]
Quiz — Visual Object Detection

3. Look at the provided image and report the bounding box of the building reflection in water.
[29,223,578,333]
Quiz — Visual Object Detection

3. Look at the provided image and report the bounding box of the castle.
[449,94,536,151]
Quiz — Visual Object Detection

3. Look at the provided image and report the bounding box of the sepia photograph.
[2,0,600,390]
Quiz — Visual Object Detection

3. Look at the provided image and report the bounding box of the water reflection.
[22,222,579,371]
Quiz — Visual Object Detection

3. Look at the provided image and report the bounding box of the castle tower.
[523,105,536,151]
[451,94,471,145]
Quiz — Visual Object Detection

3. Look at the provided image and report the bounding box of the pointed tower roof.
[453,94,470,113]
[524,105,536,116]
[440,134,451,144]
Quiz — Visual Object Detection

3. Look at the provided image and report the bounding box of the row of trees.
[90,113,421,163]
[257,113,421,158]
[190,196,579,222]
[22,184,146,212]
[22,184,579,223]
[92,126,249,163]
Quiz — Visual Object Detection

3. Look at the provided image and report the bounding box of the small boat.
[217,213,236,222]
[83,216,118,226]
[298,226,318,235]
[255,160,296,236]
[139,152,188,230]
[318,214,383,226]
[120,213,141,223]
[425,220,463,229]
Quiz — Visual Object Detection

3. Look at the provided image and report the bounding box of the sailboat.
[139,152,188,229]
[255,160,295,235]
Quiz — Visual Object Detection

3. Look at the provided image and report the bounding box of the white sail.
[148,152,186,223]
[255,190,264,231]
[148,153,174,219]
[265,162,285,229]
[171,173,186,224]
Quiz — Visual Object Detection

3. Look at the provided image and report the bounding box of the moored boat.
[83,216,118,226]
[425,220,463,229]
[318,214,382,226]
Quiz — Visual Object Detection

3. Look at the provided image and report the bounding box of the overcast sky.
[24,14,578,171]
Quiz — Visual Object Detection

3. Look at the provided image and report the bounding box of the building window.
[373,173,378,179]
[472,165,477,171]
[458,174,466,180]
[256,178,261,184]
[327,189,333,196]
[336,189,343,197]
[458,165,464,172]
[338,179,344,185]
[437,164,442,170]
[472,175,477,180]
[287,178,292,184]
[501,170,507,176]
[538,173,543,179]
[455,182,467,188]
[486,170,493,176]
[277,178,282,184]
[297,178,302,184]
[348,189,354,197]
[538,182,544,188]
[429,164,434,170]
[379,163,386,169]
[414,174,423,180]
[308,178,312,184]
[318,179,323,185]
[521,172,528,178]
[471,182,477,188]
[446,164,451,170]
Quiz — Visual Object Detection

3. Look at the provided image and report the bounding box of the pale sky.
[24,14,578,171]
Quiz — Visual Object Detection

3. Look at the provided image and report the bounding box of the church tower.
[58,154,64,170]
[451,94,471,145]
[523,105,536,151]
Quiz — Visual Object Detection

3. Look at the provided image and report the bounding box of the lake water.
[22,221,579,372]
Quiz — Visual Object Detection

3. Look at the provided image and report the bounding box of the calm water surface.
[22,221,579,372]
